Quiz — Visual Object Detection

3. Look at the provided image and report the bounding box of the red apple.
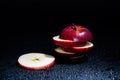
[60,24,93,43]
[53,24,94,59]
[62,42,93,53]
[18,53,55,70]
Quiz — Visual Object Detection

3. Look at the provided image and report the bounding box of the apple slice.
[54,47,84,58]
[18,53,55,70]
[54,42,93,57]
[53,35,77,47]
[62,42,94,53]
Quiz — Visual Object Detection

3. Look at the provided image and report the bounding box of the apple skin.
[18,60,55,70]
[60,24,93,43]
[62,42,94,53]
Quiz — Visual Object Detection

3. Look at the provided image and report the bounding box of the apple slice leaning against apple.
[53,35,77,47]
[18,53,55,70]
[62,42,94,53]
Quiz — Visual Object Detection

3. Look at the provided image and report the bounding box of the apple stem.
[72,23,75,25]
[71,23,76,30]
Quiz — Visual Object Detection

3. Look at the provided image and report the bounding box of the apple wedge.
[62,42,94,53]
[18,53,55,70]
[53,35,77,47]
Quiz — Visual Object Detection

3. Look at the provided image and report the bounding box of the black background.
[1,1,120,80]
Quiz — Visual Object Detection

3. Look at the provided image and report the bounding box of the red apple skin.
[60,24,93,43]
[18,60,55,70]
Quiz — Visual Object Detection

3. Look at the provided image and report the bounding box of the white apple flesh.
[18,53,55,70]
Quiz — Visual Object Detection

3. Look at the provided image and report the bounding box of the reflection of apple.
[18,53,55,70]
[60,24,93,43]
[62,42,93,53]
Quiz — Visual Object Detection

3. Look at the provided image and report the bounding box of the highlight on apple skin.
[18,53,55,70]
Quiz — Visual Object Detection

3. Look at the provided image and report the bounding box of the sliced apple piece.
[18,53,55,70]
[53,35,77,47]
[63,42,93,53]
[54,47,84,58]
[54,42,93,58]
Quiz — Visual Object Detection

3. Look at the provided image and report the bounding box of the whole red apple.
[60,24,93,43]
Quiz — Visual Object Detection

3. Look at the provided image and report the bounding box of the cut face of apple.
[53,35,77,47]
[18,53,55,70]
[62,42,94,53]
